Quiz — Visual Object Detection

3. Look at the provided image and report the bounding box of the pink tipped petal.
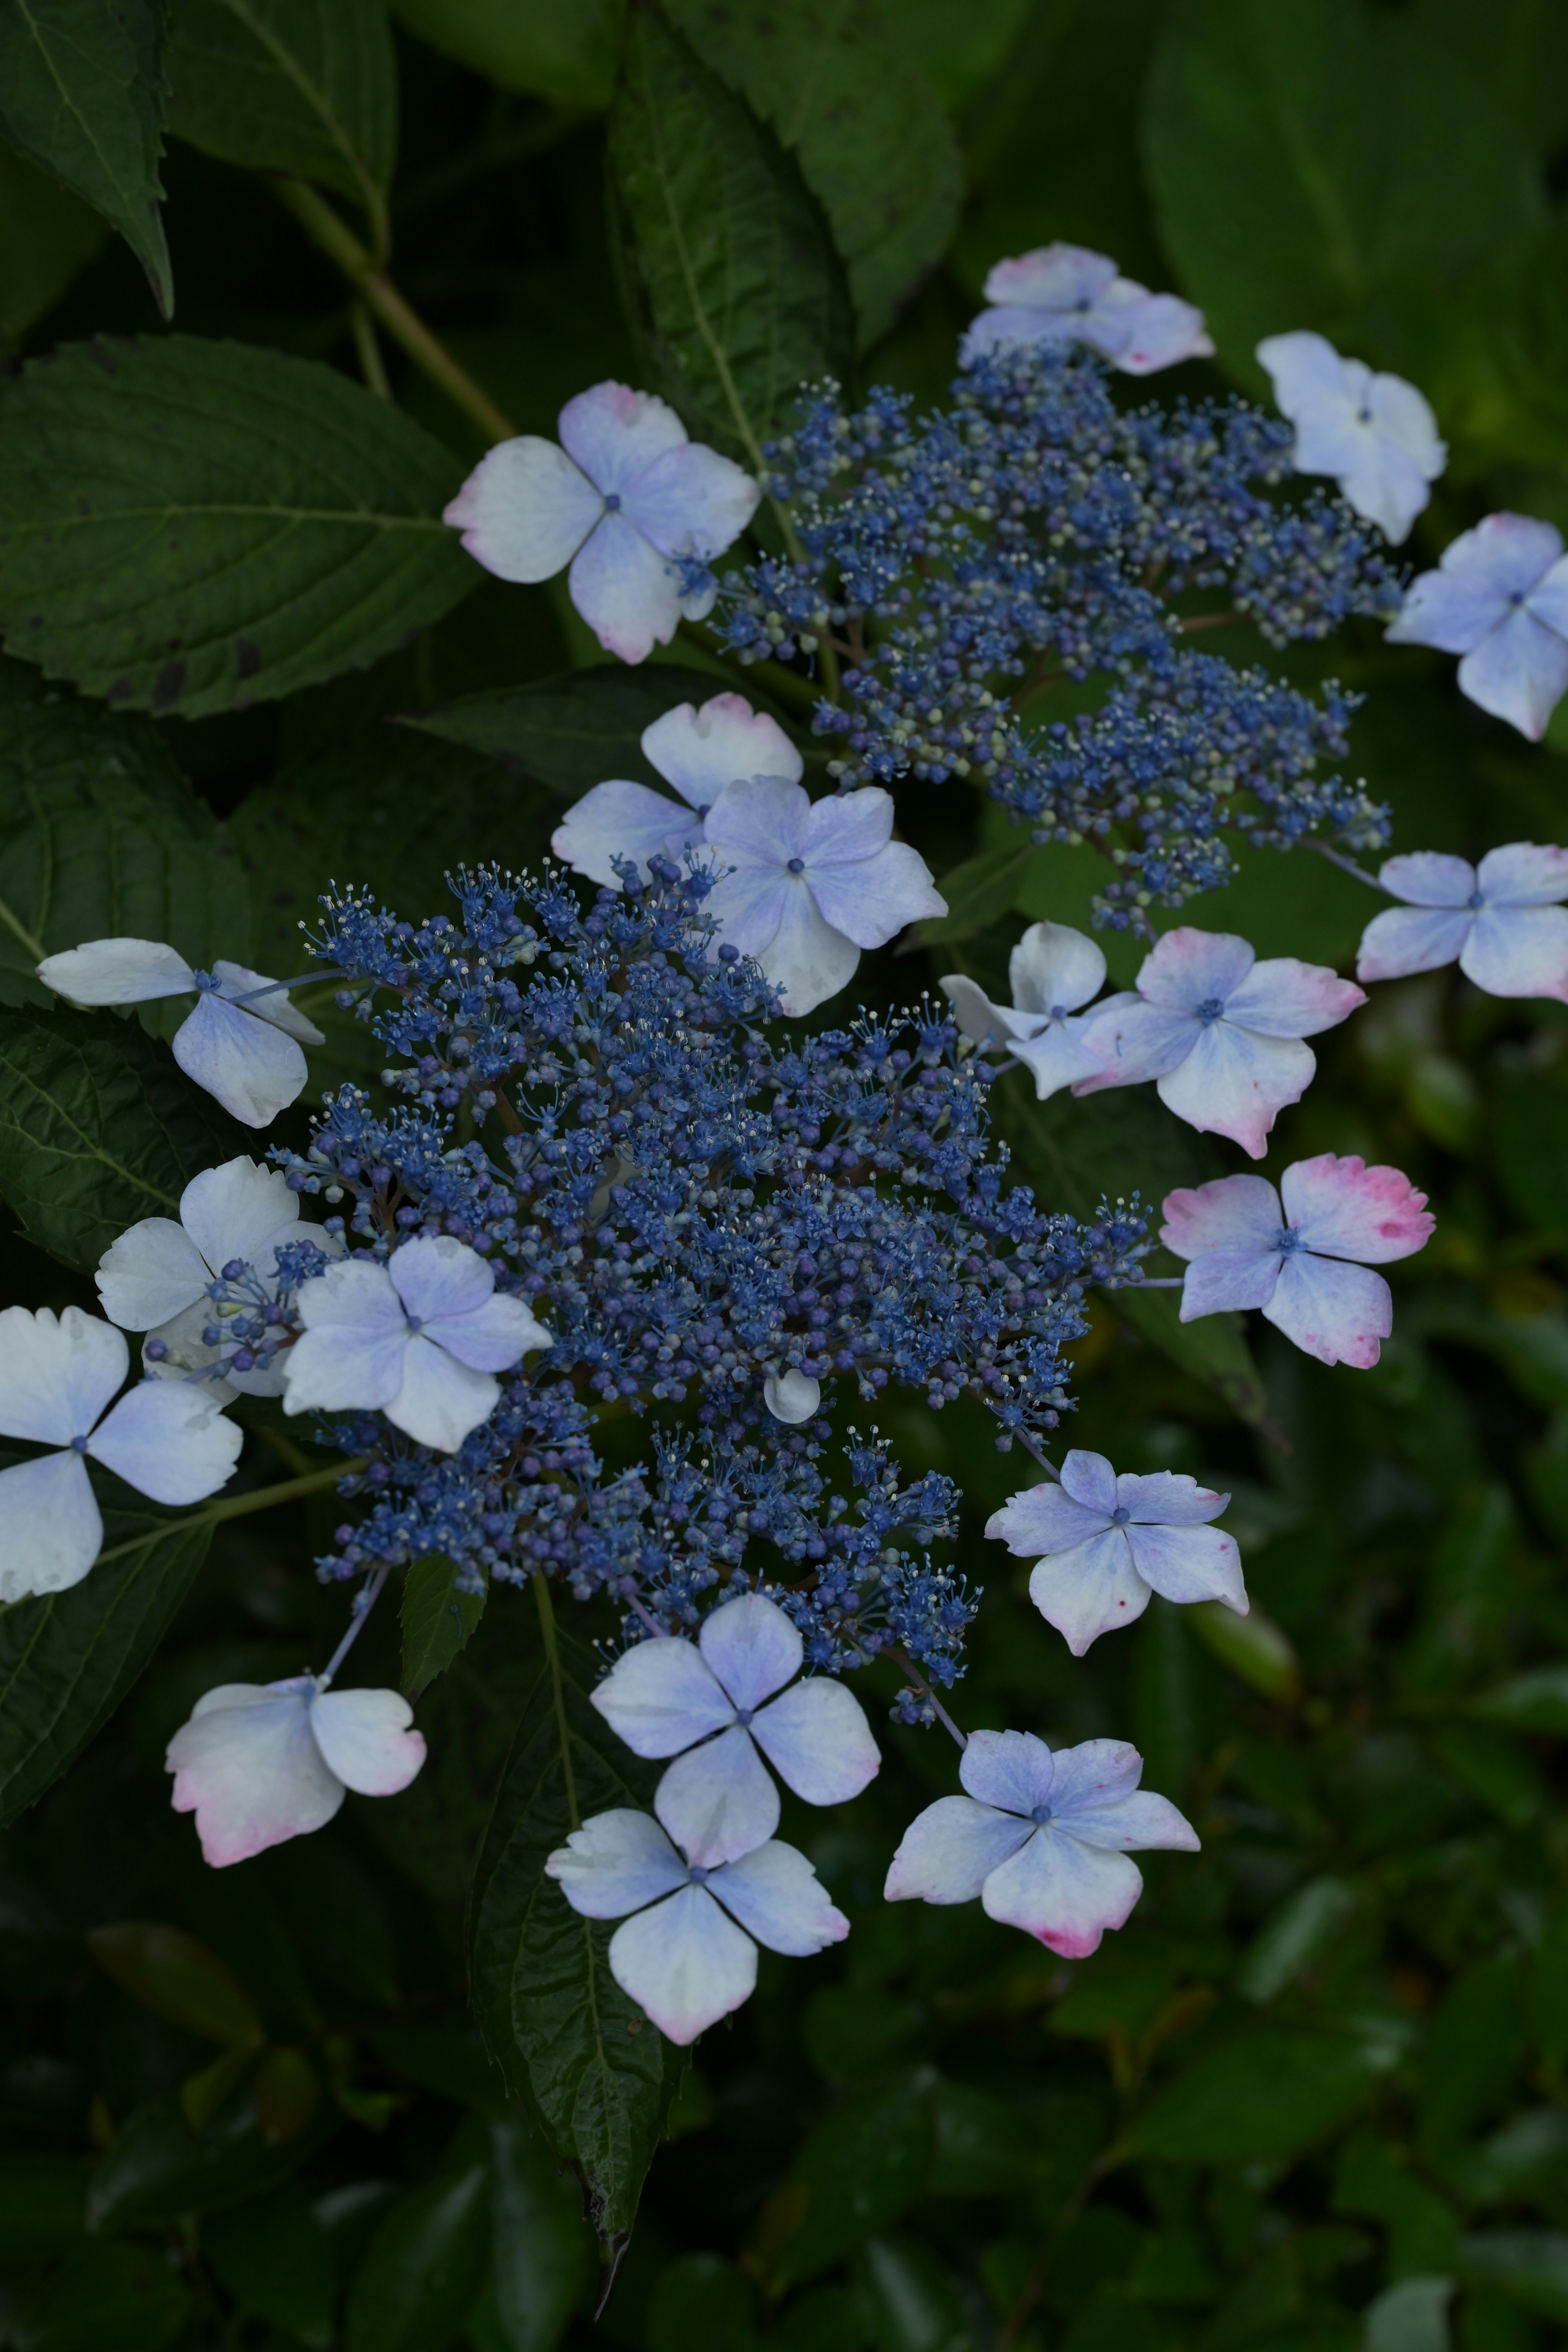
[1356,905,1473,983]
[173,992,308,1127]
[983,245,1119,310]
[1178,1250,1284,1319]
[545,1808,688,1918]
[1125,1521,1247,1611]
[444,437,601,580]
[568,513,683,665]
[1113,293,1214,374]
[87,1381,241,1504]
[165,1683,343,1867]
[1029,1532,1152,1654]
[1073,998,1198,1091]
[1064,1789,1201,1853]
[383,1333,498,1452]
[1223,958,1364,1038]
[591,1637,735,1757]
[653,1727,780,1869]
[751,1678,880,1805]
[1013,1018,1107,1100]
[0,1304,128,1446]
[980,1826,1143,1955]
[883,1795,1033,1904]
[1457,608,1568,740]
[211,964,323,1047]
[179,1159,300,1276]
[960,1727,1057,1817]
[608,1884,756,2045]
[707,1840,849,1956]
[36,937,194,1006]
[1264,1254,1393,1368]
[642,694,802,807]
[557,382,688,496]
[1160,1172,1283,1261]
[96,1219,208,1332]
[1114,1469,1229,1527]
[1136,928,1256,1012]
[308,1688,426,1796]
[985,1479,1105,1556]
[699,1591,802,1712]
[1377,852,1478,908]
[0,1452,103,1601]
[1058,1449,1118,1516]
[1010,922,1106,1015]
[811,840,946,949]
[1278,1154,1434,1263]
[1475,843,1568,906]
[620,441,760,560]
[552,781,705,889]
[1462,904,1568,1001]
[1156,1025,1316,1158]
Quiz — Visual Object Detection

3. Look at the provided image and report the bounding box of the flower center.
[405,1313,424,1334]
[1030,1803,1053,1825]
[69,1433,90,1453]
[602,492,622,512]
[1358,405,1372,423]
[1276,1226,1306,1255]
[786,857,806,875]
[1468,889,1485,908]
[1508,589,1525,606]
[1111,1506,1131,1525]
[1196,996,1226,1025]
[1049,1002,1069,1021]
[733,1707,755,1728]
[687,1864,710,1885]
[193,969,218,992]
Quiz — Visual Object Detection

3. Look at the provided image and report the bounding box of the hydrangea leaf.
[0,143,107,350]
[85,2082,339,2228]
[468,1605,687,2266]
[668,0,963,349]
[606,2,856,469]
[399,1554,486,1699]
[341,2163,491,2352]
[166,0,398,231]
[913,843,1036,950]
[0,663,249,1011]
[0,1002,245,1270]
[0,0,172,318]
[389,0,620,111]
[1123,2026,1383,2161]
[0,336,474,717]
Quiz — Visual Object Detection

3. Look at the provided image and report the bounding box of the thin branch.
[94,1459,368,1568]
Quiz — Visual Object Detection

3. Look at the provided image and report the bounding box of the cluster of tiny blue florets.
[712,344,1401,929]
[265,862,1147,1696]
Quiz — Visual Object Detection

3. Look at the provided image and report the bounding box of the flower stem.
[533,1572,581,1830]
[318,1562,391,1688]
[887,1646,967,1749]
[1014,1430,1060,1482]
[93,1460,368,1568]
[1304,837,1388,892]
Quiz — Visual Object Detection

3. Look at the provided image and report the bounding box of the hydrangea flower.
[987,1450,1245,1655]
[884,1729,1198,1956]
[552,691,800,889]
[1161,1154,1434,1369]
[591,1591,880,1864]
[1075,927,1365,1158]
[1356,844,1568,1000]
[546,1806,847,2045]
[165,1678,426,1867]
[943,922,1111,1100]
[0,1306,241,1600]
[281,1235,552,1452]
[36,938,322,1127]
[1256,332,1445,546]
[962,245,1214,374]
[96,1156,328,1398]
[1385,513,1568,740]
[443,383,760,664]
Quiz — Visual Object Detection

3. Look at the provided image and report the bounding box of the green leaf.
[915,843,1036,952]
[668,0,962,349]
[0,1507,212,1828]
[606,2,856,471]
[1124,2027,1383,2162]
[1235,1875,1358,2005]
[85,2085,338,2229]
[468,1601,687,2261]
[0,2152,87,2262]
[1470,1663,1568,1735]
[10,2236,193,2352]
[1417,1960,1525,2157]
[85,1921,264,2047]
[488,2114,594,2352]
[389,0,621,111]
[1361,2277,1455,2352]
[0,663,249,1008]
[646,2254,759,2352]
[401,1555,487,1698]
[1459,2233,1568,2324]
[167,0,397,232]
[0,0,173,319]
[342,2160,491,2352]
[0,1002,244,1269]
[362,1639,538,1907]
[771,2078,933,2287]
[0,141,107,349]
[0,335,474,717]
[203,2186,336,2350]
[1187,1598,1301,1703]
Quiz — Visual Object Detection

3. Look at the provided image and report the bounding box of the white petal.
[1376,851,1477,909]
[960,1727,1056,1816]
[545,1807,688,1918]
[619,441,761,561]
[179,1156,300,1276]
[1263,1253,1392,1369]
[568,512,683,665]
[308,1688,426,1795]
[1457,606,1568,741]
[211,963,324,1047]
[731,880,860,1017]
[983,243,1119,310]
[96,1219,209,1332]
[166,1680,344,1867]
[1125,1521,1246,1612]
[699,1590,802,1710]
[0,1304,128,1445]
[1356,905,1472,983]
[592,1637,735,1758]
[1178,1249,1283,1319]
[1029,1532,1151,1654]
[642,693,801,808]
[654,1726,780,1868]
[389,1238,550,1372]
[285,1260,407,1415]
[764,1370,820,1424]
[1387,513,1563,652]
[1475,842,1568,907]
[1059,1449,1118,1514]
[1332,429,1435,543]
[1073,998,1197,1089]
[1223,958,1363,1040]
[1156,1025,1316,1159]
[1009,921,1106,1015]
[1159,1172,1284,1260]
[608,1885,756,2045]
[1136,926,1256,1011]
[173,993,308,1127]
[36,937,194,1006]
[0,1452,102,1601]
[1012,1018,1107,1100]
[702,773,810,869]
[139,1298,241,1401]
[751,1679,880,1805]
[941,975,1045,1049]
[1462,904,1568,1002]
[1045,1737,1145,1816]
[883,1795,1032,1904]
[551,781,704,889]
[1109,291,1214,374]
[808,840,945,948]
[984,1480,1106,1557]
[981,1826,1144,1956]
[707,1840,849,1956]
[1062,1788,1200,1854]
[1114,1468,1229,1527]
[443,435,601,581]
[87,1381,241,1504]
[384,1332,499,1452]
[557,381,689,495]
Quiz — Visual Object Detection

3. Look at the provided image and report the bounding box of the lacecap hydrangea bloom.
[942,921,1109,1100]
[1387,514,1568,740]
[1355,844,1568,1000]
[1256,332,1446,545]
[166,1678,426,1868]
[962,243,1214,376]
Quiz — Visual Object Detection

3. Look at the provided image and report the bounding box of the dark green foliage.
[403,665,789,795]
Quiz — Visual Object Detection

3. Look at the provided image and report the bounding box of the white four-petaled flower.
[166,1678,426,1867]
[1161,1153,1434,1370]
[0,1306,241,1600]
[1386,513,1568,740]
[546,1807,848,2045]
[590,1590,880,1864]
[281,1235,552,1453]
[943,921,1109,1100]
[987,1450,1245,1656]
[443,383,760,665]
[1356,844,1568,1001]
[552,691,796,886]
[1256,332,1446,545]
[36,938,323,1128]
[884,1729,1198,1956]
[1074,927,1365,1158]
[962,245,1214,375]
